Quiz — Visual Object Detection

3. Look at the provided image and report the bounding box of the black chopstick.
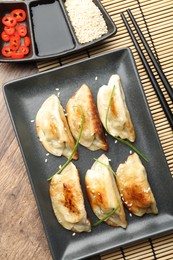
[121,11,173,129]
[126,9,173,102]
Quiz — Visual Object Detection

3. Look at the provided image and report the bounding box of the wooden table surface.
[0,62,53,260]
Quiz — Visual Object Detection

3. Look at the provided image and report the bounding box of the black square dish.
[3,48,173,259]
[0,0,116,62]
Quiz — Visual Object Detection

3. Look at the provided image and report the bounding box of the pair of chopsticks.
[121,9,173,129]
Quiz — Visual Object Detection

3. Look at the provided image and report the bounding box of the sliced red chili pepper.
[17,24,27,37]
[13,31,20,38]
[4,26,15,36]
[1,31,10,42]
[19,45,29,55]
[15,23,20,31]
[24,36,31,47]
[10,34,21,51]
[11,52,24,59]
[11,9,27,22]
[2,15,17,27]
[1,46,14,57]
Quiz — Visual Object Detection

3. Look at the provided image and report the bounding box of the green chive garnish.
[115,136,149,162]
[105,84,148,162]
[92,202,120,227]
[93,158,115,176]
[47,106,84,181]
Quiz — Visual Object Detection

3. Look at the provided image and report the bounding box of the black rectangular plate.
[0,0,116,62]
[3,48,173,260]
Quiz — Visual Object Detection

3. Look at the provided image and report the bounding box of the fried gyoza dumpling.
[36,95,78,159]
[116,153,158,216]
[66,84,108,151]
[97,74,135,142]
[85,154,127,228]
[50,162,91,232]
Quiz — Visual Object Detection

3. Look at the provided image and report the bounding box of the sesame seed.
[45,159,48,163]
[30,119,35,123]
[72,233,76,236]
[65,0,108,44]
[59,165,62,169]
[46,153,50,156]
[144,187,151,193]
[114,140,118,144]
[129,150,133,154]
[95,76,98,80]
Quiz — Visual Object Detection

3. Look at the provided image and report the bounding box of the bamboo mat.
[37,0,173,259]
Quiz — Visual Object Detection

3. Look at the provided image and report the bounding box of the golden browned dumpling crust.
[97,74,135,142]
[36,95,78,159]
[116,153,158,216]
[85,154,127,228]
[50,162,91,232]
[66,84,108,151]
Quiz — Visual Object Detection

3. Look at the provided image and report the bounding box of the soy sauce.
[31,0,75,56]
